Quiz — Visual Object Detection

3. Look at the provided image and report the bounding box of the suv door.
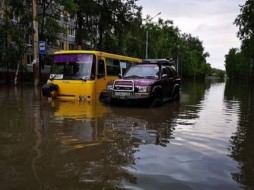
[160,67,172,99]
[166,67,177,97]
[169,66,180,97]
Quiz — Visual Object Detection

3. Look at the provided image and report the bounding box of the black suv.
[106,59,181,107]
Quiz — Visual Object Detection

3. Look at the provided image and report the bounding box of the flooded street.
[0,80,253,190]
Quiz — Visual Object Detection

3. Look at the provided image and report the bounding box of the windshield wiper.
[144,75,158,79]
[124,75,143,79]
[50,74,57,80]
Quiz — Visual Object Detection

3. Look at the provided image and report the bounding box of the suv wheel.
[150,97,163,108]
[173,90,180,102]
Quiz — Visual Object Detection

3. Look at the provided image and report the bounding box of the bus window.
[120,61,132,75]
[97,59,105,78]
[106,58,120,76]
[91,56,96,79]
[51,54,95,80]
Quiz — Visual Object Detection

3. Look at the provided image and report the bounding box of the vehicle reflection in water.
[49,100,110,153]
[224,81,254,189]
[52,101,107,120]
[1,80,254,189]
[49,99,180,152]
[105,104,180,147]
[45,99,180,188]
[40,100,133,189]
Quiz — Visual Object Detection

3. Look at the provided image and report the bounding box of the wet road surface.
[0,80,253,190]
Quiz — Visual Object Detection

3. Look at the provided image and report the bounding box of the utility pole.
[145,30,149,59]
[32,0,40,87]
[145,12,161,59]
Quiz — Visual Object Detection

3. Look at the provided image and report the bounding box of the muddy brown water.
[0,80,253,190]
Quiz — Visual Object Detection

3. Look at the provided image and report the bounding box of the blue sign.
[39,41,47,54]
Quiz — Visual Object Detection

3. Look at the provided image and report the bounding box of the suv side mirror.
[162,74,168,79]
[118,73,122,78]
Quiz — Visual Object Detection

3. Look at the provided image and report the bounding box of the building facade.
[0,1,76,71]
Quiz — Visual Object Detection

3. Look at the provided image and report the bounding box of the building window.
[25,34,32,45]
[68,27,75,37]
[69,43,75,50]
[60,41,65,50]
[27,55,33,64]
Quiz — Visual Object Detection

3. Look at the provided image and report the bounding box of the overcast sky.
[137,0,246,70]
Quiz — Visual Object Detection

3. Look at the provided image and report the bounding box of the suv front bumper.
[111,91,151,99]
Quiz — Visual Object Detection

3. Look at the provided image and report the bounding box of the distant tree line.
[0,0,223,83]
[225,0,254,81]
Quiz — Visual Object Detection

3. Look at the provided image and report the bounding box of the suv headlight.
[107,84,113,90]
[138,86,151,93]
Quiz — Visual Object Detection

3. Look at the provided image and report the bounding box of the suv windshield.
[50,54,95,80]
[124,65,159,79]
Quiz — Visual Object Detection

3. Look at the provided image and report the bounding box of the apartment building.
[0,1,76,72]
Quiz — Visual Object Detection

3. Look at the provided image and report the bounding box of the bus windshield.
[50,54,95,80]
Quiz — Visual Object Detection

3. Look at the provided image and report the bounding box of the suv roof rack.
[142,58,175,65]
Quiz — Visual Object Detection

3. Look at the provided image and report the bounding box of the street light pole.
[145,12,161,59]
[145,30,149,59]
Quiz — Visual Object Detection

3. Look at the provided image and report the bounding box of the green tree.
[124,6,143,57]
[0,0,78,83]
[145,18,180,59]
[75,0,142,55]
[0,0,32,83]
[179,34,209,79]
[225,48,241,79]
[37,0,78,44]
[234,0,254,80]
[0,0,215,83]
[234,0,254,41]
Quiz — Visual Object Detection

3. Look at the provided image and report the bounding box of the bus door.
[95,58,107,98]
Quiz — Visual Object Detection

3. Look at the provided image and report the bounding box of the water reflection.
[48,101,109,153]
[225,81,254,189]
[31,94,43,186]
[0,81,254,189]
[47,99,180,150]
[108,104,180,145]
[39,100,139,189]
[33,95,182,189]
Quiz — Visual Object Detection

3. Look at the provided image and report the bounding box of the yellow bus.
[42,50,142,101]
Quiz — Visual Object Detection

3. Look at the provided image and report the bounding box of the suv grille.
[113,80,134,91]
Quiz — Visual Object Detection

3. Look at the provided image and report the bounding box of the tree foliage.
[225,48,241,79]
[0,0,215,82]
[37,0,78,44]
[178,34,210,78]
[234,0,254,41]
[75,0,142,55]
[227,0,254,81]
[0,0,32,83]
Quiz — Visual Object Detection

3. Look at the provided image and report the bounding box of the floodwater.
[0,80,253,190]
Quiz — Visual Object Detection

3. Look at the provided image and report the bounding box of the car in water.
[105,59,181,107]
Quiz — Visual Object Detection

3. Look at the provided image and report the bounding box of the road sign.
[39,41,47,54]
